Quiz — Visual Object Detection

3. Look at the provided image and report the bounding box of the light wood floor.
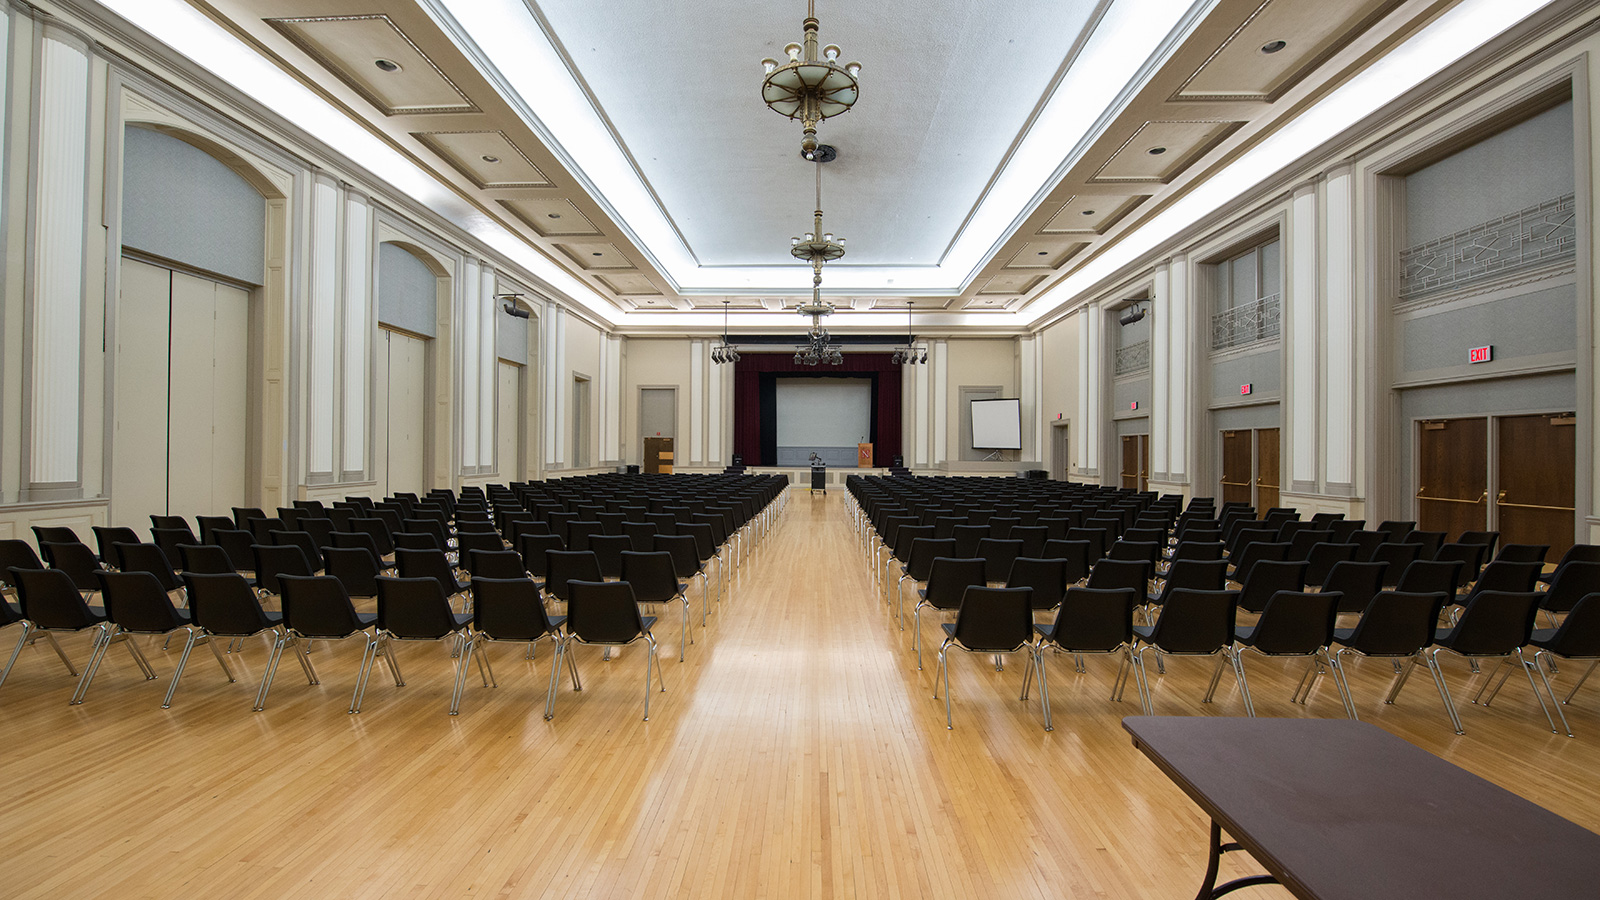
[3,490,1599,898]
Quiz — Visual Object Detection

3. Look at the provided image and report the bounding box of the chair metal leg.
[124,636,157,680]
[1474,658,1514,705]
[1202,654,1227,703]
[1533,651,1574,736]
[1034,647,1052,732]
[254,633,289,710]
[1111,648,1133,702]
[1129,646,1154,715]
[475,637,496,687]
[41,631,77,675]
[543,639,565,720]
[1515,648,1561,735]
[938,641,953,730]
[70,624,114,705]
[1563,659,1598,704]
[1426,648,1464,735]
[0,623,34,690]
[349,633,382,713]
[698,571,710,626]
[164,627,202,708]
[449,634,471,716]
[1385,655,1418,704]
[1230,649,1255,717]
[1324,650,1356,719]
[913,603,924,669]
[384,636,406,687]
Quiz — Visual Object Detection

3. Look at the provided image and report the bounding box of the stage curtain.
[731,353,902,466]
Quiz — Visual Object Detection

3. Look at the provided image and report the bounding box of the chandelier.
[890,301,927,364]
[793,300,843,366]
[760,1,861,158]
[711,300,741,364]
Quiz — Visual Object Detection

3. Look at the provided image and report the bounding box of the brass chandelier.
[760,1,861,159]
[790,155,845,365]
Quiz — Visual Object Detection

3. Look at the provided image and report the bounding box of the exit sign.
[1469,345,1493,364]
[1129,401,1138,411]
[1240,383,1252,396]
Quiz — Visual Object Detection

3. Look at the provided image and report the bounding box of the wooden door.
[1255,428,1280,511]
[1416,418,1487,537]
[497,362,521,479]
[380,328,428,497]
[1121,436,1140,490]
[645,437,674,474]
[1139,434,1150,492]
[1497,414,1575,563]
[1221,430,1252,505]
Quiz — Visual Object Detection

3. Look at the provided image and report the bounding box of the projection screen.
[970,398,1022,450]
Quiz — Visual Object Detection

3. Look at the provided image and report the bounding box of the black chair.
[393,532,443,553]
[912,557,988,670]
[92,526,142,567]
[466,549,529,581]
[1108,540,1162,575]
[196,516,234,544]
[1375,520,1416,543]
[322,546,384,599]
[114,542,186,597]
[1540,544,1600,586]
[1328,590,1450,718]
[395,548,470,610]
[1455,560,1543,617]
[1006,557,1068,613]
[1320,560,1387,614]
[182,571,292,709]
[1424,591,1549,735]
[1040,539,1092,585]
[252,543,316,598]
[349,518,397,558]
[950,524,989,560]
[622,551,691,662]
[1085,558,1150,595]
[1147,559,1229,615]
[1434,542,1487,584]
[517,533,565,579]
[1232,560,1309,614]
[177,543,237,578]
[1400,531,1445,560]
[9,567,123,704]
[211,529,259,573]
[151,527,196,563]
[1370,543,1422,589]
[1124,589,1243,716]
[1496,544,1550,565]
[97,570,224,708]
[1028,586,1139,727]
[247,517,289,545]
[1227,540,1289,584]
[934,586,1044,731]
[544,550,604,605]
[588,534,633,580]
[1302,542,1358,589]
[1394,559,1464,600]
[895,537,955,628]
[654,534,712,626]
[265,574,391,713]
[0,540,44,594]
[456,530,505,561]
[40,542,103,595]
[1349,531,1388,562]
[677,523,724,604]
[374,576,480,715]
[622,521,660,553]
[1457,530,1500,560]
[465,576,570,706]
[1066,527,1109,562]
[1537,561,1600,622]
[1522,594,1600,736]
[977,537,1024,584]
[1232,590,1345,717]
[549,580,665,721]
[1009,525,1049,560]
[231,507,267,530]
[1,568,81,693]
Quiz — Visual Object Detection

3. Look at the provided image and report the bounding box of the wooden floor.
[3,490,1599,899]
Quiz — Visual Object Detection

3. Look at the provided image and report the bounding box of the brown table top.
[1122,716,1600,900]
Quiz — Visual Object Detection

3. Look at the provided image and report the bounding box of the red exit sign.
[1240,383,1252,396]
[1468,345,1493,364]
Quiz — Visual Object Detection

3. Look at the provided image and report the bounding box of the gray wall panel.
[378,242,438,337]
[1212,348,1280,404]
[1399,283,1574,373]
[121,125,265,285]
[1113,376,1150,417]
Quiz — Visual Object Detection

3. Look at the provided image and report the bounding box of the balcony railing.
[1211,292,1280,351]
[1115,339,1150,375]
[1399,193,1575,299]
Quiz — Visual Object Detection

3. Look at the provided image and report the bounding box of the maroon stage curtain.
[732,352,902,467]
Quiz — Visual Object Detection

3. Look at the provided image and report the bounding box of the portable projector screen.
[970,398,1022,450]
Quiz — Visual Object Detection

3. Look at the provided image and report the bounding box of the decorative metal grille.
[1211,292,1280,351]
[1399,193,1575,299]
[1115,339,1150,375]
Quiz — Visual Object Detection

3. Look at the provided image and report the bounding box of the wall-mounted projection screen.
[971,398,1022,449]
[776,378,872,448]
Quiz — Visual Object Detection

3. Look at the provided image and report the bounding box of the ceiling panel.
[266,15,475,115]
[1092,120,1244,183]
[1040,195,1149,235]
[557,242,635,270]
[500,198,600,235]
[1006,241,1088,269]
[596,273,661,295]
[1174,0,1403,101]
[977,272,1045,295]
[413,131,550,188]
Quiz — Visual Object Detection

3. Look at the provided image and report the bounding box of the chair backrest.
[182,571,276,636]
[395,548,464,597]
[1319,560,1387,613]
[516,533,565,576]
[1170,541,1225,564]
[932,516,966,540]
[950,525,989,559]
[350,518,396,555]
[1235,560,1309,614]
[1247,591,1341,655]
[93,526,142,567]
[253,543,315,594]
[1394,559,1464,598]
[393,532,443,553]
[890,525,935,561]
[622,521,659,553]
[32,525,83,547]
[621,551,681,603]
[1340,591,1448,657]
[278,574,367,638]
[151,527,195,561]
[1146,589,1237,654]
[470,576,556,641]
[376,576,460,640]
[248,517,288,544]
[1155,559,1230,605]
[565,580,646,644]
[97,569,186,633]
[1540,594,1600,659]
[1108,540,1162,572]
[1400,531,1445,560]
[1039,539,1092,583]
[467,549,529,580]
[0,540,44,586]
[1065,527,1109,562]
[1349,531,1387,561]
[1005,557,1068,610]
[1007,525,1049,559]
[949,586,1033,652]
[1433,542,1487,582]
[905,538,956,582]
[40,541,102,592]
[210,530,258,572]
[1230,541,1289,583]
[1303,542,1358,587]
[1495,543,1548,564]
[1456,530,1499,557]
[1285,529,1332,561]
[923,557,988,610]
[271,531,322,573]
[196,516,233,544]
[677,523,717,564]
[589,534,634,579]
[1467,560,1543,600]
[456,530,505,559]
[1227,527,1276,559]
[179,542,235,576]
[1375,520,1416,542]
[1085,557,1150,593]
[545,550,604,602]
[1327,519,1366,542]
[1123,526,1166,545]
[114,542,183,592]
[652,534,702,579]
[977,538,1024,583]
[1540,561,1600,614]
[1442,591,1542,657]
[322,545,383,598]
[12,567,99,629]
[1046,586,1135,652]
[232,507,267,529]
[1370,542,1421,587]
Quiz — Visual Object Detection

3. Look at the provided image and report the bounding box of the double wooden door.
[1121,434,1149,491]
[1417,414,1575,561]
[1220,428,1279,509]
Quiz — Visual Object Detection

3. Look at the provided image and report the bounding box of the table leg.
[1196,819,1280,900]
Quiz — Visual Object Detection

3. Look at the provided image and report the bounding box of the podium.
[810,464,826,494]
[857,442,873,467]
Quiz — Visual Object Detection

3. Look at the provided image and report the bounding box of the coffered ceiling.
[114,0,1534,328]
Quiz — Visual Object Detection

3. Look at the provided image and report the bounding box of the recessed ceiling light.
[1147,147,1167,155]
[1082,209,1096,216]
[1037,250,1048,256]
[1260,40,1287,54]
[591,252,602,257]
[373,59,400,72]
[481,155,500,163]
[547,213,562,219]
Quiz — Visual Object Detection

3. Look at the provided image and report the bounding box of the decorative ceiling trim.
[411,130,552,188]
[265,14,478,116]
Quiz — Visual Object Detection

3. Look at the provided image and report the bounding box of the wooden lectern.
[857,442,873,467]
